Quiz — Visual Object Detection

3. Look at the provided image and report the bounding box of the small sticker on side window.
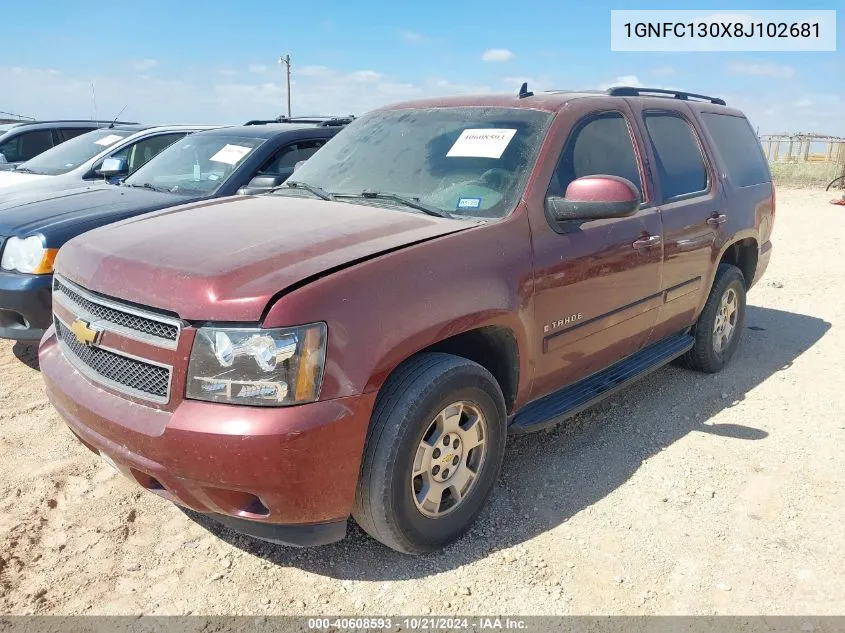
[457,197,482,210]
[447,129,516,159]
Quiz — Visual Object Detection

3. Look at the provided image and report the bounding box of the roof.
[192,123,331,139]
[379,86,736,114]
[0,120,138,131]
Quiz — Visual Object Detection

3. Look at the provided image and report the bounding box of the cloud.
[727,62,796,78]
[399,30,426,43]
[132,59,158,72]
[597,75,644,90]
[248,64,268,74]
[793,98,812,108]
[348,70,384,82]
[481,49,514,62]
[651,66,676,76]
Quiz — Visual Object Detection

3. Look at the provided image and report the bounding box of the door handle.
[707,214,728,226]
[632,235,661,249]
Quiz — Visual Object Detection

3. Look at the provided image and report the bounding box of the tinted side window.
[111,133,187,173]
[644,114,708,200]
[701,113,770,187]
[59,127,94,142]
[550,112,643,199]
[0,130,54,162]
[261,140,326,176]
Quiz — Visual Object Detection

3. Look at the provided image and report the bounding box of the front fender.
[263,214,536,405]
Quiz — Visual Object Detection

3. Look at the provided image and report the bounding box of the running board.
[510,333,694,434]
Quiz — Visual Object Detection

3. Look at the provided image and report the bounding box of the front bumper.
[0,271,52,340]
[40,327,375,546]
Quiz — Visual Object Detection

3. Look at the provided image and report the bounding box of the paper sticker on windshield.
[210,144,252,165]
[447,129,516,159]
[95,134,125,147]
[457,197,482,210]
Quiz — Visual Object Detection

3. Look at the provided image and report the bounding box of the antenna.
[108,104,128,129]
[518,82,534,99]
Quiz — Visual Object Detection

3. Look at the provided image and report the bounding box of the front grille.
[53,277,179,344]
[55,319,171,401]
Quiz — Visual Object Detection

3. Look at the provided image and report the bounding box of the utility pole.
[278,54,292,118]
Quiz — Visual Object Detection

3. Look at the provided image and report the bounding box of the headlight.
[0,235,57,274]
[186,323,327,406]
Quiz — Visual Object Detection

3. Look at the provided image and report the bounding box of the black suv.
[0,116,350,341]
[0,120,137,168]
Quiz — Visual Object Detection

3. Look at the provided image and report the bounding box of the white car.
[0,124,219,198]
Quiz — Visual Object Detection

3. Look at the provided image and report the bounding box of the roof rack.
[244,115,355,127]
[606,86,726,106]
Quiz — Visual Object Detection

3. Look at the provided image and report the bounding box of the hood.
[0,184,192,244]
[57,195,476,321]
[0,170,50,188]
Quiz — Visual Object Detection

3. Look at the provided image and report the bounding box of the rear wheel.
[680,263,746,373]
[353,353,507,554]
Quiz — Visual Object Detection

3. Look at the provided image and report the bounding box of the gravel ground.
[0,187,843,616]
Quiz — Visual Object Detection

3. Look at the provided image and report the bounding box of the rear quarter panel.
[262,212,536,407]
[689,104,773,300]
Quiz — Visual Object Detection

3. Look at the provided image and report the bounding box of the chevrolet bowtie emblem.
[70,319,102,346]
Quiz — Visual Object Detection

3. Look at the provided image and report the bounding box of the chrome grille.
[55,318,171,402]
[52,276,180,347]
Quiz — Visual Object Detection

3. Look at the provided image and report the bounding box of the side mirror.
[293,160,307,172]
[97,157,128,178]
[546,175,640,222]
[0,153,7,164]
[237,174,285,195]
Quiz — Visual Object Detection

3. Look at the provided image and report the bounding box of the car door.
[627,104,723,343]
[528,107,663,400]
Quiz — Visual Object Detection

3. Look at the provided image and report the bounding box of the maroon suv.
[39,86,773,553]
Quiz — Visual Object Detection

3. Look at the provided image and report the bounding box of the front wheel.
[680,263,747,373]
[353,353,507,554]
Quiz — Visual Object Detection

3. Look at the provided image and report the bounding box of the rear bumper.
[40,327,375,545]
[751,240,773,288]
[0,271,52,340]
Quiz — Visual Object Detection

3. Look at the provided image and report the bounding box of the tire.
[353,352,507,554]
[680,263,747,373]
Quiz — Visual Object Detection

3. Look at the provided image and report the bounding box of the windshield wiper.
[122,182,166,193]
[271,180,334,201]
[333,190,451,218]
[14,167,40,174]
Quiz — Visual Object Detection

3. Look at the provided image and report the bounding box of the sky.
[2,0,842,135]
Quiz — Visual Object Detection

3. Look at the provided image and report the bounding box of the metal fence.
[760,134,845,188]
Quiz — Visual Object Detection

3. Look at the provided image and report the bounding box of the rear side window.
[701,113,770,187]
[644,113,708,200]
[550,112,643,199]
[59,127,94,142]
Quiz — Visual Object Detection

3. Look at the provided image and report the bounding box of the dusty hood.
[56,195,475,321]
[0,170,50,188]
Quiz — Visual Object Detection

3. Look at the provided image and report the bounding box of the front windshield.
[124,134,265,196]
[288,107,553,219]
[18,128,129,175]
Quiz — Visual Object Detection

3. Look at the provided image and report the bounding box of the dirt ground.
[1,187,843,616]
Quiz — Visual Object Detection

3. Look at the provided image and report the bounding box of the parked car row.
[0,117,350,339]
[4,86,775,554]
